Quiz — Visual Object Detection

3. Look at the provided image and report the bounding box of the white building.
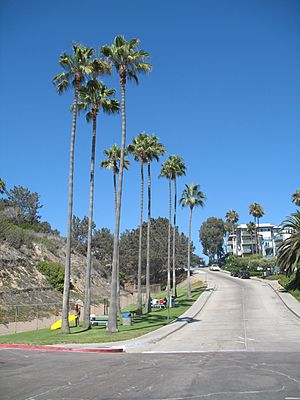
[226,223,292,258]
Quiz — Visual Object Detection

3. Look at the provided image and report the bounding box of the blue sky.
[1,0,299,256]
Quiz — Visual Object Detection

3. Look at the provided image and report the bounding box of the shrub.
[36,261,65,292]
[0,212,34,248]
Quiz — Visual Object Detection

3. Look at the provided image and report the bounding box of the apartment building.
[226,223,292,257]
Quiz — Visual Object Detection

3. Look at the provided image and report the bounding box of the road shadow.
[174,317,201,323]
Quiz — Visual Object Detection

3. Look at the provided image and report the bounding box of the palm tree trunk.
[172,177,177,297]
[167,178,172,306]
[107,82,126,332]
[257,218,261,254]
[137,161,144,315]
[62,83,79,334]
[83,112,97,330]
[187,207,192,298]
[254,218,258,254]
[145,161,152,313]
[114,172,121,314]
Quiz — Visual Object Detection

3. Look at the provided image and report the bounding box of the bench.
[151,303,166,309]
[90,315,108,326]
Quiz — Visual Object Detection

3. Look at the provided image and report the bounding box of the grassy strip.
[0,282,205,345]
[265,273,300,302]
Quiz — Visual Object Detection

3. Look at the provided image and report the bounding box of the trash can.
[122,312,132,326]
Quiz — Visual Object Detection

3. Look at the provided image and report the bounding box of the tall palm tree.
[144,135,166,313]
[159,160,173,306]
[225,209,239,234]
[246,221,256,254]
[53,44,111,333]
[128,133,151,314]
[249,202,264,254]
[277,211,300,276]
[101,145,130,314]
[180,184,206,298]
[78,79,119,330]
[170,156,186,297]
[160,156,186,298]
[101,36,151,332]
[292,190,300,207]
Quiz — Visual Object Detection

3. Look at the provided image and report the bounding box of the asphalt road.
[141,270,300,353]
[1,350,300,399]
[1,270,300,399]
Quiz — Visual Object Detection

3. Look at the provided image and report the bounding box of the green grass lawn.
[0,283,205,345]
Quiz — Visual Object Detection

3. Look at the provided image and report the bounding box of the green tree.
[180,184,206,298]
[100,145,129,312]
[128,133,152,314]
[0,179,7,195]
[144,135,166,312]
[277,211,300,276]
[101,35,151,332]
[119,217,197,285]
[200,217,226,262]
[78,79,119,329]
[292,190,300,207]
[53,43,111,333]
[249,202,265,255]
[6,185,42,224]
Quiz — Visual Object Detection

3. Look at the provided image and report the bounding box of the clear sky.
[1,0,299,257]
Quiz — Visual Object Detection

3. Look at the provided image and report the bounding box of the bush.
[0,212,34,248]
[36,261,65,292]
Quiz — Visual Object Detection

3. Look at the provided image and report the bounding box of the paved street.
[1,270,300,399]
[140,270,300,353]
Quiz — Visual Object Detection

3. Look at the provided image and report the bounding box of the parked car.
[239,270,250,279]
[209,264,220,271]
[230,270,240,277]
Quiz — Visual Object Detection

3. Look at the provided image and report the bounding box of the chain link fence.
[0,284,161,335]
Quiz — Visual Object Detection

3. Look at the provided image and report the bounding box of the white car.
[209,264,220,271]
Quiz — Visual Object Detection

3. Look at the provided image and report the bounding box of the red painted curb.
[0,344,124,353]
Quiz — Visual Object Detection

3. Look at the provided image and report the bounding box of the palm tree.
[159,160,173,306]
[249,202,265,254]
[277,211,300,277]
[160,156,186,298]
[78,79,119,330]
[169,156,186,297]
[128,133,151,314]
[144,135,166,313]
[292,190,300,207]
[101,145,130,212]
[101,35,151,332]
[180,184,206,298]
[53,44,111,333]
[101,145,129,314]
[225,210,239,234]
[246,221,256,254]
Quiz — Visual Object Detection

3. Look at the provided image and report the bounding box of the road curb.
[266,282,300,320]
[0,343,124,353]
